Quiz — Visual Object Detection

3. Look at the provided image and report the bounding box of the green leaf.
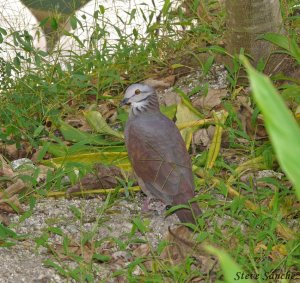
[47,226,63,236]
[132,217,148,233]
[50,18,58,30]
[160,104,177,120]
[99,5,105,14]
[171,63,185,69]
[241,56,300,200]
[69,205,82,220]
[83,110,124,139]
[175,92,202,149]
[93,253,111,262]
[42,152,130,171]
[58,121,119,145]
[260,33,290,51]
[44,260,68,276]
[33,125,44,138]
[203,55,214,76]
[39,17,49,27]
[0,223,17,239]
[129,8,136,24]
[206,245,255,283]
[70,16,77,30]
[261,33,300,64]
[162,0,171,16]
[0,27,7,35]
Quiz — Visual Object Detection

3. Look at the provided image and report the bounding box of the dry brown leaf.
[0,143,18,159]
[0,213,10,226]
[36,165,53,183]
[132,244,150,257]
[0,155,14,176]
[159,226,218,276]
[1,179,26,198]
[50,241,95,262]
[192,88,227,111]
[67,164,124,193]
[0,195,24,214]
[234,96,267,139]
[193,126,215,149]
[143,75,176,90]
[160,226,195,264]
[0,165,15,179]
[254,242,268,254]
[158,90,181,106]
[98,102,118,121]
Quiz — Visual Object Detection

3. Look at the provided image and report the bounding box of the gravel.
[0,195,179,282]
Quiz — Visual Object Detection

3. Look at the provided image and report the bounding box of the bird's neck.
[130,94,160,117]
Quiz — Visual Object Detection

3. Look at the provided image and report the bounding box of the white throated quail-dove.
[120,84,201,224]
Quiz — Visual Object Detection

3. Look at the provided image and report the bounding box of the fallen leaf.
[161,226,201,264]
[143,75,175,90]
[132,244,150,257]
[0,195,24,214]
[254,242,268,254]
[83,110,124,139]
[0,143,18,159]
[67,164,124,193]
[193,126,215,148]
[176,99,202,149]
[235,96,267,139]
[0,214,10,226]
[192,88,227,111]
[158,90,181,106]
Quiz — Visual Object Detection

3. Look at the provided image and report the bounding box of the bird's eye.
[135,89,141,95]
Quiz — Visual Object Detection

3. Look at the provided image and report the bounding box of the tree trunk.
[225,0,287,74]
[20,0,91,51]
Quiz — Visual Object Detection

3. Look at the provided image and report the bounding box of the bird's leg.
[142,197,151,211]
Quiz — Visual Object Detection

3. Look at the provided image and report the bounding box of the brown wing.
[125,113,195,205]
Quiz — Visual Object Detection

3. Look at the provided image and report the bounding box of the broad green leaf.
[175,93,202,149]
[261,33,300,64]
[260,33,290,51]
[175,88,203,117]
[58,121,120,145]
[206,245,254,283]
[46,141,126,157]
[242,56,300,200]
[160,104,177,120]
[46,142,68,157]
[42,152,131,171]
[83,110,124,139]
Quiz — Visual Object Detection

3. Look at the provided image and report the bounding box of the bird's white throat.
[130,100,148,116]
[132,100,147,108]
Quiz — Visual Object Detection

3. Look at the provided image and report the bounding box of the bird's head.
[120,84,155,108]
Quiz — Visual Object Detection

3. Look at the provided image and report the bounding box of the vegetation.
[0,0,299,282]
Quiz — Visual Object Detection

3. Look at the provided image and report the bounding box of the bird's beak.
[119,98,130,107]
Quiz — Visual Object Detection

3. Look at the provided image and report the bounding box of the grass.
[0,0,299,282]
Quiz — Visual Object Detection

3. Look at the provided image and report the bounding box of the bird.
[120,83,201,224]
